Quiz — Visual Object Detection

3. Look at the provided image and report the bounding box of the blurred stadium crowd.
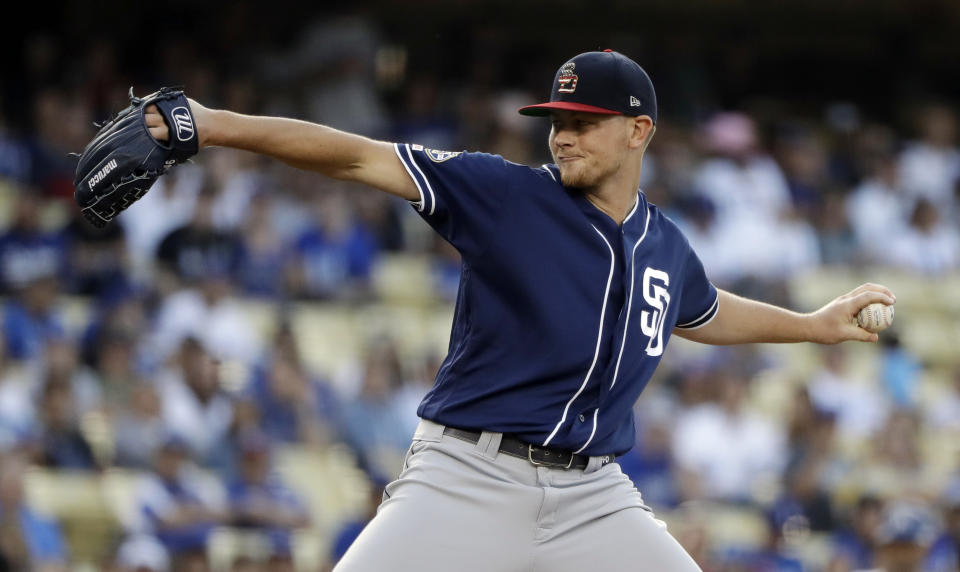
[2,8,960,572]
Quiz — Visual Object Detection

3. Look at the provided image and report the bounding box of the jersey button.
[578,414,586,422]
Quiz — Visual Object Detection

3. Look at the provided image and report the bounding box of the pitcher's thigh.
[536,506,702,571]
[334,471,537,572]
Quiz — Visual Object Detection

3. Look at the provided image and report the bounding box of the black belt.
[442,427,613,470]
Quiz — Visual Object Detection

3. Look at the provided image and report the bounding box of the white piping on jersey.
[573,197,643,454]
[574,408,600,454]
[543,164,557,182]
[676,294,720,329]
[400,144,437,216]
[393,144,425,212]
[608,207,652,392]
[542,224,616,448]
[622,192,640,225]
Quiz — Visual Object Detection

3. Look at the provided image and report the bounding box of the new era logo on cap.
[630,96,642,107]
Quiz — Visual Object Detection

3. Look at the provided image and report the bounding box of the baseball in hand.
[856,303,895,333]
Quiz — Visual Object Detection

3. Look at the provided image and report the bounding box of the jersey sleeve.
[674,245,719,330]
[394,143,510,258]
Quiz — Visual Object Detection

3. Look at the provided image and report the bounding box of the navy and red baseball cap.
[518,50,657,123]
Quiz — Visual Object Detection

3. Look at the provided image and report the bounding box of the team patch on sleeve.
[425,149,463,163]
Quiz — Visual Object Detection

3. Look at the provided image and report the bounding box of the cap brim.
[518,101,622,116]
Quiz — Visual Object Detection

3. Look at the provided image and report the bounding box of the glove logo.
[88,159,118,190]
[170,107,195,142]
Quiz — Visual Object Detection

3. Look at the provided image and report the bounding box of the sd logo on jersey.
[426,149,463,163]
[640,268,671,357]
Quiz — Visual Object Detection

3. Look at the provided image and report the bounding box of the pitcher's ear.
[630,116,656,151]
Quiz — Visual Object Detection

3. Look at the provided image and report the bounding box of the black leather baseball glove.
[73,87,198,227]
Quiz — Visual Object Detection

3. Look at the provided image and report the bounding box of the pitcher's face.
[549,111,632,189]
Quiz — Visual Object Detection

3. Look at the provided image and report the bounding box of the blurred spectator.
[694,112,791,222]
[206,150,263,232]
[822,102,865,186]
[0,192,66,295]
[674,195,738,286]
[77,40,125,122]
[487,91,539,165]
[692,112,819,285]
[926,496,960,571]
[329,478,385,567]
[393,351,441,440]
[290,17,387,138]
[79,283,148,369]
[227,431,309,562]
[0,455,68,571]
[133,434,227,569]
[28,339,103,469]
[0,339,101,468]
[428,234,461,303]
[149,274,261,367]
[42,338,102,417]
[926,366,960,431]
[743,511,806,572]
[34,375,98,470]
[845,147,910,263]
[879,333,923,408]
[90,331,141,417]
[888,197,960,275]
[873,500,938,572]
[618,410,681,510]
[0,110,32,184]
[0,336,34,440]
[857,410,943,501]
[121,166,203,283]
[667,501,718,572]
[807,345,888,443]
[815,191,858,266]
[113,382,167,470]
[261,168,317,245]
[246,327,339,445]
[156,338,234,467]
[642,125,693,197]
[773,123,828,213]
[31,88,90,198]
[392,73,458,151]
[775,387,841,532]
[156,184,243,290]
[340,338,412,477]
[352,191,405,253]
[826,494,883,572]
[286,190,378,301]
[1,273,65,363]
[236,191,288,299]
[672,371,787,503]
[112,534,170,572]
[898,103,960,212]
[61,206,129,296]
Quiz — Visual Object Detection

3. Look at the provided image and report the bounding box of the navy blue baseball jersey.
[394,143,719,456]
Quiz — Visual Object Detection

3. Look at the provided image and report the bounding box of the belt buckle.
[527,444,574,470]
